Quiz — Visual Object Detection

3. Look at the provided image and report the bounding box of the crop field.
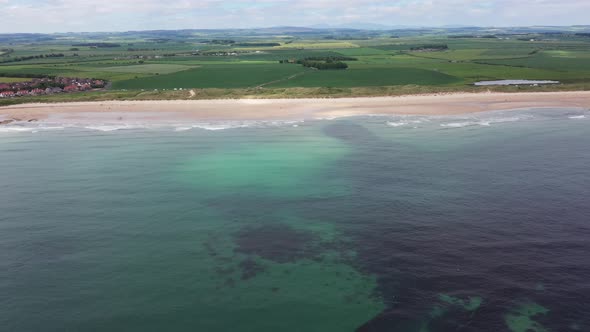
[95,64,196,74]
[268,66,461,88]
[0,77,33,83]
[113,64,307,89]
[2,26,590,102]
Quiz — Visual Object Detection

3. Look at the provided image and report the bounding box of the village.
[0,77,106,98]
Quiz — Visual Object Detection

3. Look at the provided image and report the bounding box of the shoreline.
[1,91,590,123]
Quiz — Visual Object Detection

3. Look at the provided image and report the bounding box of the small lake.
[474,79,560,86]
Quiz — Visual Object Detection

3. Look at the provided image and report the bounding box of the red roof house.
[64,85,78,92]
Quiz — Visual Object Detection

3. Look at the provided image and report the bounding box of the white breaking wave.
[0,127,36,133]
[440,116,526,128]
[83,125,150,132]
[0,120,304,134]
[386,121,409,127]
[441,121,480,128]
[385,118,425,128]
[568,115,586,119]
[173,120,303,132]
[0,126,66,133]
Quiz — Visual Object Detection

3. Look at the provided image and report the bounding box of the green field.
[1,27,590,102]
[269,66,461,88]
[95,64,197,74]
[0,77,32,83]
[113,64,307,89]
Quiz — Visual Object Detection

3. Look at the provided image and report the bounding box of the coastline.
[1,91,590,123]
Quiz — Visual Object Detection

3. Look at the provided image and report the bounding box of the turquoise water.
[0,108,589,331]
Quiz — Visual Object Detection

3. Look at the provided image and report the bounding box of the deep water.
[1,108,589,332]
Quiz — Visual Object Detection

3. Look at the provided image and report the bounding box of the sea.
[0,108,589,332]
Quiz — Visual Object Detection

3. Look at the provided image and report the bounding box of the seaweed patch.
[234,224,319,263]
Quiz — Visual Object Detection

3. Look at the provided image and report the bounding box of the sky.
[1,0,589,33]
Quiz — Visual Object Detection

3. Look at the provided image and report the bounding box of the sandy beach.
[1,91,590,123]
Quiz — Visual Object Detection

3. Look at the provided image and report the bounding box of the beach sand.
[1,91,590,123]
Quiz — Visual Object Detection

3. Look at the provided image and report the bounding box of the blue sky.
[1,0,588,33]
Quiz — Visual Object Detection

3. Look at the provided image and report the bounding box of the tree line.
[0,73,54,78]
[410,44,449,51]
[279,56,355,70]
[0,53,65,63]
[234,42,281,47]
[72,43,121,48]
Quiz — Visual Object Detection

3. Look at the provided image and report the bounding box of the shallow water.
[1,108,589,331]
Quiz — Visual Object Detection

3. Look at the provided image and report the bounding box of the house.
[64,85,78,92]
[16,90,30,96]
[78,83,92,91]
[30,88,45,95]
[0,91,15,98]
[45,87,63,94]
[0,83,10,90]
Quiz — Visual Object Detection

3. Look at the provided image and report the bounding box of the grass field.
[0,77,33,83]
[113,64,307,89]
[269,66,461,88]
[2,27,590,102]
[96,64,197,74]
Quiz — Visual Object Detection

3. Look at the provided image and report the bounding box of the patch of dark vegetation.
[410,44,449,51]
[234,224,319,263]
[0,73,53,79]
[71,43,121,48]
[0,48,14,56]
[239,258,267,280]
[147,38,172,43]
[279,56,355,70]
[201,39,235,45]
[323,36,370,40]
[234,42,281,47]
[449,35,497,39]
[0,53,65,63]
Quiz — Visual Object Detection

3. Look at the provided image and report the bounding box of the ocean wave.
[385,118,425,128]
[173,120,303,132]
[568,115,586,119]
[0,121,305,134]
[0,126,66,133]
[440,121,481,128]
[440,116,526,128]
[386,121,409,127]
[83,125,150,132]
[0,127,37,133]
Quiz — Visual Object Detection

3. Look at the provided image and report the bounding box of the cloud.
[0,0,588,33]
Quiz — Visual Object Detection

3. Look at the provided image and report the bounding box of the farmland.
[1,26,590,104]
[0,77,33,83]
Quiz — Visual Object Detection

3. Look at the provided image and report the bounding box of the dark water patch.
[322,121,379,144]
[239,258,267,280]
[215,266,235,275]
[223,277,236,288]
[336,119,590,331]
[234,224,319,264]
